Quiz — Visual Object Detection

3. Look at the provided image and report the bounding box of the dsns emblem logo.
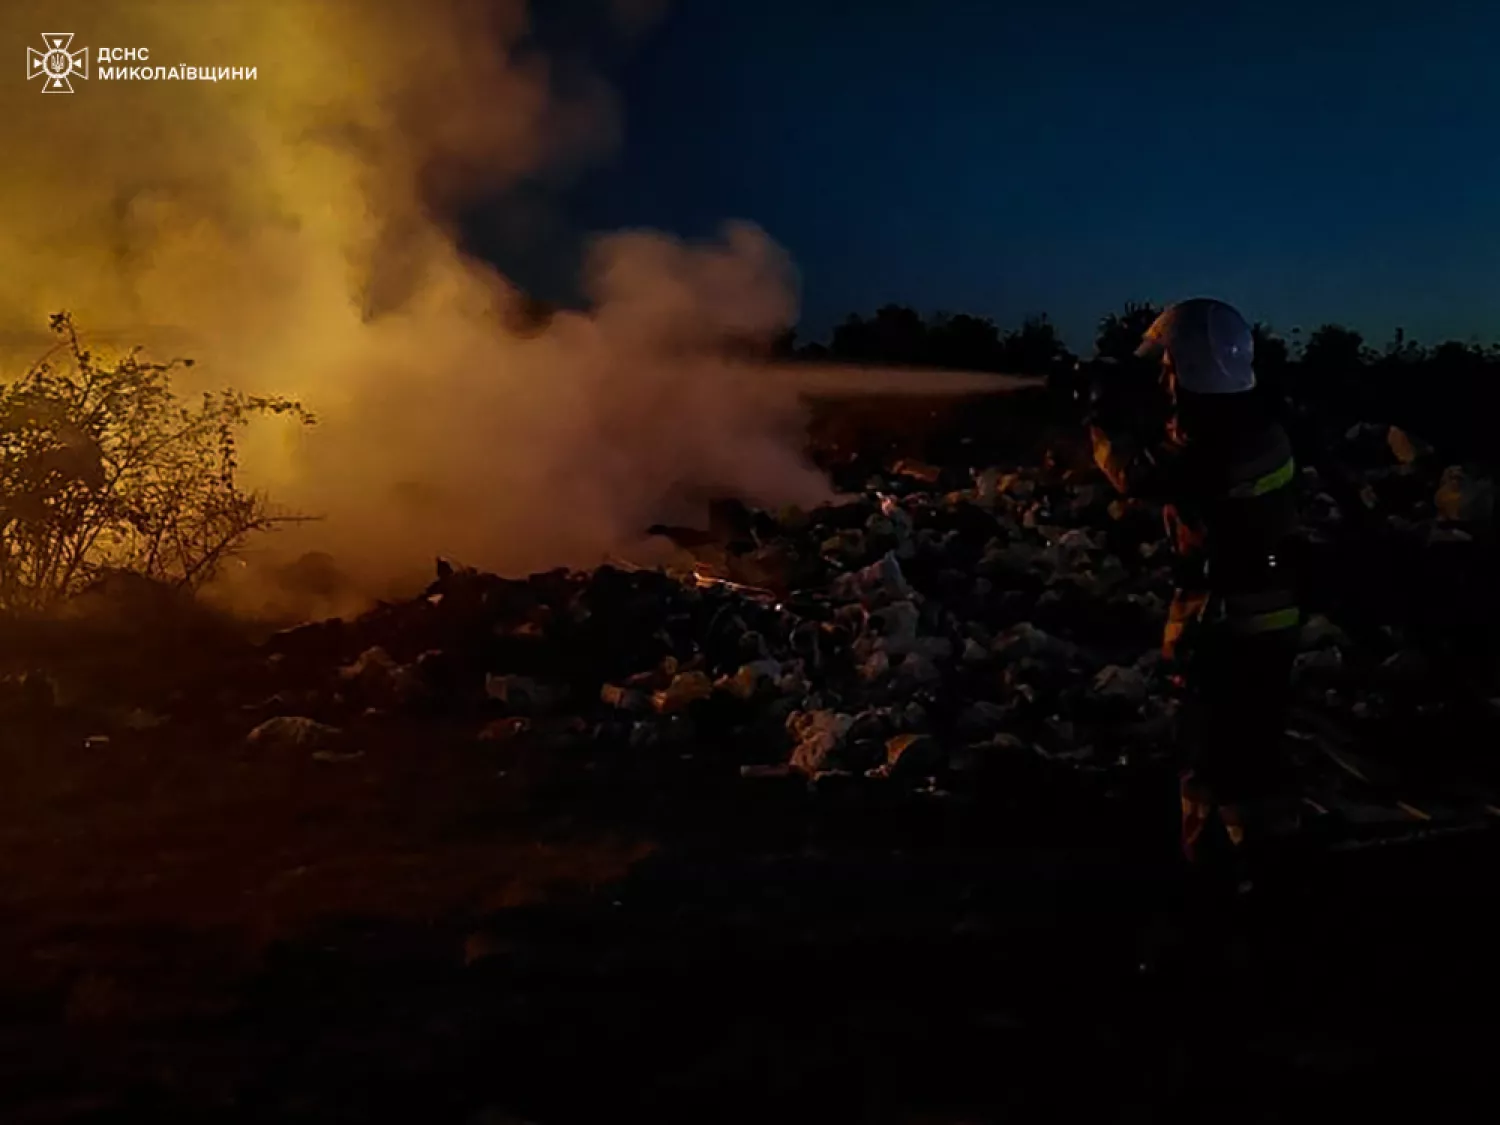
[28,33,88,94]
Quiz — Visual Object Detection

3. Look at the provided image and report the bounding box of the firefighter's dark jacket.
[1092,393,1298,608]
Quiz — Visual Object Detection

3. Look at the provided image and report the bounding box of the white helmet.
[1135,297,1255,394]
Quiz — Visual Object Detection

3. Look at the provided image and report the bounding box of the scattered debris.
[652,671,715,714]
[787,709,858,775]
[246,716,345,750]
[885,732,942,779]
[1435,466,1495,526]
[1091,664,1149,707]
[119,708,167,731]
[311,749,366,764]
[485,675,568,714]
[479,717,531,743]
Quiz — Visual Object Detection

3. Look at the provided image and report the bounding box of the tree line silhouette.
[776,302,1499,464]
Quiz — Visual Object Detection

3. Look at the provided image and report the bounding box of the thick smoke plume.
[0,1,835,611]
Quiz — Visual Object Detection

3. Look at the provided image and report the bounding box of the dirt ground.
[4,702,1499,1124]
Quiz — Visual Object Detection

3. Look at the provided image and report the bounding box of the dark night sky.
[485,0,1500,352]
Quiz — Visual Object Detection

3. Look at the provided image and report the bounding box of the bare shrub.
[0,312,313,611]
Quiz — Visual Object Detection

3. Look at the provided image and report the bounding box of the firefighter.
[1088,298,1302,870]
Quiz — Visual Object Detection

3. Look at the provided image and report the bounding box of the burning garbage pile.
[221,414,1498,797]
[245,466,1172,790]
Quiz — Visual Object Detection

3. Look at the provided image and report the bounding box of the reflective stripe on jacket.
[1091,401,1302,660]
[1163,584,1300,661]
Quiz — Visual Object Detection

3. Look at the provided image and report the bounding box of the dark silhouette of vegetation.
[1093,301,1162,366]
[0,313,314,612]
[794,304,1074,377]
